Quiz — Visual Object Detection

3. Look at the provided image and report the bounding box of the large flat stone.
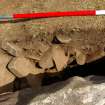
[52,45,69,71]
[8,57,44,78]
[0,50,15,87]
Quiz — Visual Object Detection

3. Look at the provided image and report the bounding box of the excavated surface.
[0,0,105,93]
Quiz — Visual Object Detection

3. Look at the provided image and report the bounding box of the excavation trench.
[1,28,105,93]
[11,55,105,91]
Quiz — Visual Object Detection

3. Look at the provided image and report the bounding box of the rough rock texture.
[1,76,105,105]
[1,41,23,56]
[0,0,105,65]
[0,0,105,90]
[52,45,69,71]
[1,1,105,103]
[18,76,105,105]
[8,57,44,78]
[0,49,15,87]
[0,92,18,105]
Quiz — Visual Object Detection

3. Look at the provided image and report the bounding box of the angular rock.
[0,50,15,87]
[68,76,92,89]
[8,57,44,78]
[52,45,69,71]
[39,48,54,69]
[1,41,23,56]
[75,49,86,65]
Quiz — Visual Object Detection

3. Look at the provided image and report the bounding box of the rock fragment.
[56,34,72,43]
[52,45,69,71]
[75,49,86,65]
[39,48,54,69]
[0,50,15,87]
[8,57,44,78]
[1,41,23,56]
[69,76,92,89]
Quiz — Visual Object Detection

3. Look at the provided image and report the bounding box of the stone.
[56,34,72,43]
[1,41,23,56]
[8,57,44,78]
[39,48,54,69]
[0,49,15,87]
[75,49,86,65]
[23,39,51,61]
[52,45,69,71]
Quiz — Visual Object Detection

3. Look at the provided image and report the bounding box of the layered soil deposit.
[1,0,105,93]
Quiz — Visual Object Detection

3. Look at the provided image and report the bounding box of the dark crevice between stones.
[3,55,105,92]
[51,36,61,44]
[13,78,29,92]
[42,56,105,85]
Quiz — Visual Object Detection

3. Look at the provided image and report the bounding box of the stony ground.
[1,76,105,105]
[0,0,105,104]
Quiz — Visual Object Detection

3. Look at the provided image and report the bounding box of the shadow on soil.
[16,56,105,105]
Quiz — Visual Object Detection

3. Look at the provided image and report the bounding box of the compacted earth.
[1,0,105,105]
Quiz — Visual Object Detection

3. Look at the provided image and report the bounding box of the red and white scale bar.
[12,10,105,19]
[1,10,105,20]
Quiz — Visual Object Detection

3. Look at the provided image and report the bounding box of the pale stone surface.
[39,48,53,69]
[27,76,105,105]
[56,34,72,43]
[1,76,105,105]
[26,74,44,89]
[1,41,23,56]
[0,49,15,87]
[52,45,69,71]
[8,57,44,78]
[75,49,86,65]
